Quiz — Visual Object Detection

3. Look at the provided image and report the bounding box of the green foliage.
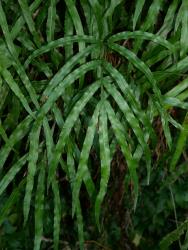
[160,219,188,249]
[0,0,188,249]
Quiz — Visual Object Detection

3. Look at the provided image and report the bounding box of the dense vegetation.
[0,0,188,249]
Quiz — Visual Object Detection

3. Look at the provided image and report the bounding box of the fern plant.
[0,0,188,249]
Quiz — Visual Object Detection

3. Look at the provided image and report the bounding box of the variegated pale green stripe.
[67,144,76,186]
[87,0,102,38]
[80,0,93,34]
[146,50,170,67]
[133,0,145,30]
[72,102,100,216]
[0,67,34,117]
[166,77,188,98]
[0,154,28,196]
[0,4,58,179]
[180,0,188,57]
[103,61,156,143]
[170,112,188,171]
[38,60,102,117]
[34,1,49,29]
[108,43,164,100]
[13,61,40,108]
[11,0,43,40]
[164,97,188,110]
[66,145,84,250]
[43,118,54,167]
[24,35,98,68]
[0,84,8,110]
[52,179,61,250]
[108,31,175,52]
[0,3,18,59]
[104,0,122,20]
[24,125,42,224]
[178,90,188,102]
[42,44,97,98]
[18,0,41,47]
[158,0,179,38]
[104,80,150,152]
[104,0,122,36]
[0,116,33,169]
[64,0,85,52]
[47,0,56,42]
[0,3,39,108]
[0,120,8,143]
[104,81,151,183]
[141,56,188,91]
[0,7,60,150]
[34,164,45,250]
[52,104,64,128]
[26,62,102,179]
[95,104,111,229]
[64,9,74,60]
[174,0,188,57]
[64,0,84,38]
[47,77,102,186]
[0,40,13,69]
[43,109,67,178]
[167,56,188,76]
[1,4,61,143]
[60,0,85,88]
[108,43,172,148]
[52,105,73,173]
[143,0,179,55]
[134,0,164,53]
[62,9,74,106]
[2,67,52,187]
[175,1,183,32]
[147,96,182,131]
[32,60,53,78]
[141,0,163,32]
[66,147,76,204]
[105,100,139,209]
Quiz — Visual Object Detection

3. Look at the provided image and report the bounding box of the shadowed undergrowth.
[0,0,188,249]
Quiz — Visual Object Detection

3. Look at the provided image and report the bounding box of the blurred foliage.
[0,0,188,250]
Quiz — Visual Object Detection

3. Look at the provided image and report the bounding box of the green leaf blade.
[23,124,42,224]
[95,104,111,229]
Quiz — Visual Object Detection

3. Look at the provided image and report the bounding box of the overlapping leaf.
[95,103,111,229]
[0,1,187,249]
